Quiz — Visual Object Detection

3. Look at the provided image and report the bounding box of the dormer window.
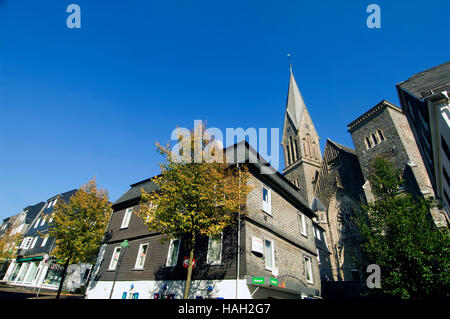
[120,208,133,229]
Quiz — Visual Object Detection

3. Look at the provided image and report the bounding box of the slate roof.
[396,61,450,99]
[285,67,308,130]
[326,138,356,156]
[113,178,160,207]
[112,141,316,218]
[23,202,46,224]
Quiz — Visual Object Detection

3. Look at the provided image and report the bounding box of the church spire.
[281,65,322,206]
[285,66,308,131]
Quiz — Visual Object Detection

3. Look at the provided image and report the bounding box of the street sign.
[251,277,265,285]
[270,278,278,286]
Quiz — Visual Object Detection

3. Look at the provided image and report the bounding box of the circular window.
[336,203,357,232]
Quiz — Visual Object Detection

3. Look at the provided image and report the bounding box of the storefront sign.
[49,264,64,271]
[251,277,265,285]
[270,278,278,286]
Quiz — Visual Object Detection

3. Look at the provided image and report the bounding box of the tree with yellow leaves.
[48,178,112,299]
[138,124,253,299]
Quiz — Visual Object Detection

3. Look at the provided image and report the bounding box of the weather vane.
[287,53,292,72]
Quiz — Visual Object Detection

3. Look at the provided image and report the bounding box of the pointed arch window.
[306,134,312,158]
[285,147,291,166]
[294,139,300,160]
[377,130,385,142]
[303,138,308,157]
[312,142,318,160]
[365,137,372,149]
[371,134,378,146]
[289,136,296,162]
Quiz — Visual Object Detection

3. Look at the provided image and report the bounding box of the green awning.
[17,256,43,262]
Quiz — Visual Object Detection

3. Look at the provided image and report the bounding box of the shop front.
[246,275,320,299]
[8,257,43,287]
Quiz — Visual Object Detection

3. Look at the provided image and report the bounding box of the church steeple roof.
[285,66,308,130]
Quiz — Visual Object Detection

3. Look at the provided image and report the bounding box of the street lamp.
[108,239,129,299]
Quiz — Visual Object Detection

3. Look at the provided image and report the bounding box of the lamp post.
[108,239,129,299]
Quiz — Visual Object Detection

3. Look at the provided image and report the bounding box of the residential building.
[396,61,450,226]
[86,142,322,299]
[0,202,45,281]
[3,189,91,292]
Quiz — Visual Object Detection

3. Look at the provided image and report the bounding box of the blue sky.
[0,0,449,220]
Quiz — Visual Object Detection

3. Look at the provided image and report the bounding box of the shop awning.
[16,256,43,262]
[246,275,319,297]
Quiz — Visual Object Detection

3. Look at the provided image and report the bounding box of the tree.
[48,178,112,299]
[0,228,21,263]
[138,124,253,299]
[355,156,450,299]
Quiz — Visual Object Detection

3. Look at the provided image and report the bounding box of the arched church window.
[372,134,378,146]
[294,139,300,160]
[303,138,308,157]
[306,134,312,158]
[377,130,385,142]
[312,142,318,160]
[285,147,291,166]
[365,137,372,149]
[289,136,296,162]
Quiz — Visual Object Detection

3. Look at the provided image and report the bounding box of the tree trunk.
[56,257,71,299]
[183,248,195,299]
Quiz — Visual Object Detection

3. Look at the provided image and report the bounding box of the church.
[279,66,448,297]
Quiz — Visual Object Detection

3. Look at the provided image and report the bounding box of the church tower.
[282,66,322,206]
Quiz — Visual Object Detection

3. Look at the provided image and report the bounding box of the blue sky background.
[0,0,449,220]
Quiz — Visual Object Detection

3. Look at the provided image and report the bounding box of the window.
[378,130,385,142]
[53,199,58,206]
[264,239,275,270]
[365,137,372,149]
[34,219,40,229]
[294,139,300,160]
[316,249,321,264]
[166,238,181,267]
[121,208,133,229]
[298,213,308,237]
[109,247,122,270]
[442,135,450,161]
[286,145,291,165]
[304,256,314,284]
[312,142,318,160]
[316,228,321,240]
[303,138,308,157]
[22,237,33,249]
[371,134,378,146]
[40,217,46,226]
[289,136,296,162]
[134,243,149,269]
[47,201,53,209]
[262,187,272,215]
[207,234,223,265]
[41,236,49,247]
[30,237,38,249]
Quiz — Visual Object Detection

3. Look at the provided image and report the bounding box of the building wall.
[244,174,321,294]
